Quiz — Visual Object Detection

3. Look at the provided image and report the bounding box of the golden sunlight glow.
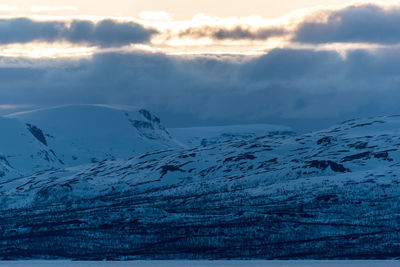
[30,6,77,13]
[139,11,171,21]
[0,43,95,58]
[0,5,17,11]
[0,1,398,58]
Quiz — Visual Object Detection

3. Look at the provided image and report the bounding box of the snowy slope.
[0,116,62,179]
[0,115,400,259]
[7,105,180,167]
[169,124,295,147]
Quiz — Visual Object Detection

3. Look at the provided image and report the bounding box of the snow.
[0,261,397,267]
[1,110,400,259]
[0,116,61,178]
[169,124,294,147]
[3,114,400,211]
[5,104,180,168]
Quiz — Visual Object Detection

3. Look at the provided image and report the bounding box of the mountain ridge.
[0,113,399,259]
[3,105,180,173]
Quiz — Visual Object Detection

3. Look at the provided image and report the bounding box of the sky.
[0,0,371,19]
[1,0,400,130]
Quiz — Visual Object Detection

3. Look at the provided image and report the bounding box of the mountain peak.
[5,104,180,169]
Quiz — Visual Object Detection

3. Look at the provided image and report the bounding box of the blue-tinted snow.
[0,261,398,267]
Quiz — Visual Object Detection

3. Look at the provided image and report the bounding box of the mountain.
[0,115,400,259]
[6,105,180,168]
[169,124,295,147]
[0,116,62,179]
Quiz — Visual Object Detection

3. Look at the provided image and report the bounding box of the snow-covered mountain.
[169,124,295,147]
[0,115,400,259]
[6,105,180,168]
[0,116,62,179]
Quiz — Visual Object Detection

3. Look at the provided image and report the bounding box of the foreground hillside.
[0,115,400,259]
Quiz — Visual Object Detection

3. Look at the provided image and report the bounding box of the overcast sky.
[0,1,400,131]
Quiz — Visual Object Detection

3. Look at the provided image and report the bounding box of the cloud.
[3,3,400,53]
[165,3,400,46]
[66,19,158,47]
[294,4,400,44]
[157,3,400,48]
[178,25,286,40]
[2,4,400,129]
[0,18,64,44]
[0,18,157,47]
[1,47,400,130]
[0,104,24,110]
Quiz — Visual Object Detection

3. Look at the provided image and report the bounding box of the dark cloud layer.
[3,3,400,47]
[3,4,400,130]
[294,4,400,44]
[2,47,400,130]
[175,3,400,45]
[178,25,286,40]
[0,18,157,47]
